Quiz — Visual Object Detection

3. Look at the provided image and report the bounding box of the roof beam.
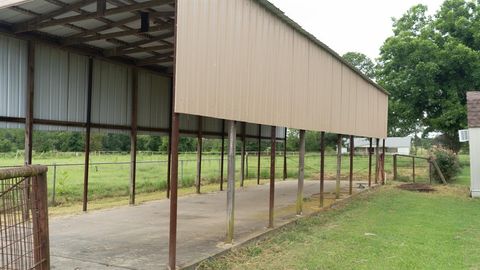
[13,0,96,33]
[136,54,173,66]
[111,31,174,51]
[62,23,172,45]
[13,0,173,33]
[0,22,171,75]
[104,44,173,56]
[97,0,106,16]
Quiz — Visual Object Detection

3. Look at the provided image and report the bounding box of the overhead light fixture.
[0,0,34,9]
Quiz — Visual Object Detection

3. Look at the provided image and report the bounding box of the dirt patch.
[398,183,436,193]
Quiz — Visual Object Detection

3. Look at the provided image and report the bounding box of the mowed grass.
[0,152,459,211]
[199,184,480,270]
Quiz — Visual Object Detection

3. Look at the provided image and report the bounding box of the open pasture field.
[0,151,455,210]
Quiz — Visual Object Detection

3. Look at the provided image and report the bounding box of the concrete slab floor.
[50,180,367,269]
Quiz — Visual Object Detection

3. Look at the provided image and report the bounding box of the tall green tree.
[342,52,376,79]
[377,1,480,151]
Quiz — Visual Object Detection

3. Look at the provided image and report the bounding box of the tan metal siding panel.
[175,0,388,138]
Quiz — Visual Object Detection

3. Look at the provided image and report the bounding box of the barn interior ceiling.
[0,0,176,75]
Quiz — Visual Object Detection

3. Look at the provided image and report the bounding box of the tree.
[342,52,376,79]
[377,1,480,151]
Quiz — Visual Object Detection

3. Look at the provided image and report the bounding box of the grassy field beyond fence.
[0,152,467,208]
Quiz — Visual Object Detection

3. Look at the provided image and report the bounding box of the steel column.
[382,139,386,184]
[393,154,398,181]
[168,112,180,269]
[349,135,354,195]
[320,131,325,207]
[166,79,174,199]
[375,138,380,184]
[129,69,138,205]
[226,120,236,243]
[83,57,93,212]
[412,156,416,183]
[336,134,342,199]
[296,130,305,215]
[257,124,261,185]
[220,120,225,191]
[25,41,34,165]
[196,116,203,194]
[240,122,246,187]
[368,138,373,186]
[269,126,276,228]
[169,5,178,267]
[283,127,287,180]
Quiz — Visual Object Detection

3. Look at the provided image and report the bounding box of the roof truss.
[1,0,175,74]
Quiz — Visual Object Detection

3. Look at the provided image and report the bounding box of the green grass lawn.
[199,184,480,270]
[0,151,461,212]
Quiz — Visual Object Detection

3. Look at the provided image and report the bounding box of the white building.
[349,136,412,155]
[467,92,480,198]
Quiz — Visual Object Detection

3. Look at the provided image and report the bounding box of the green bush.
[430,147,461,183]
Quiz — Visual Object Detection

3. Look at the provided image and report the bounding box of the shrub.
[430,146,461,183]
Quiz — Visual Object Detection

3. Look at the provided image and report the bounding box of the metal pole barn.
[296,129,305,215]
[269,126,276,228]
[320,131,325,207]
[226,120,236,243]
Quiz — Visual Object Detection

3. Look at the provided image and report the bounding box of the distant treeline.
[0,129,344,153]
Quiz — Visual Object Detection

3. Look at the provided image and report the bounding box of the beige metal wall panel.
[170,0,387,138]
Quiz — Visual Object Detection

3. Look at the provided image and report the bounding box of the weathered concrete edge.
[180,184,382,270]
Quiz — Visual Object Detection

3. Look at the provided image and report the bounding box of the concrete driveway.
[50,179,365,269]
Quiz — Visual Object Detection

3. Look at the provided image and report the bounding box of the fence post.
[52,163,57,205]
[412,157,416,183]
[429,161,432,184]
[246,153,249,179]
[180,160,184,183]
[32,172,51,270]
[393,155,397,181]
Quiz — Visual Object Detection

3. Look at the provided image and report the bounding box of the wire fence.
[0,152,394,207]
[393,154,432,183]
[0,166,50,270]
